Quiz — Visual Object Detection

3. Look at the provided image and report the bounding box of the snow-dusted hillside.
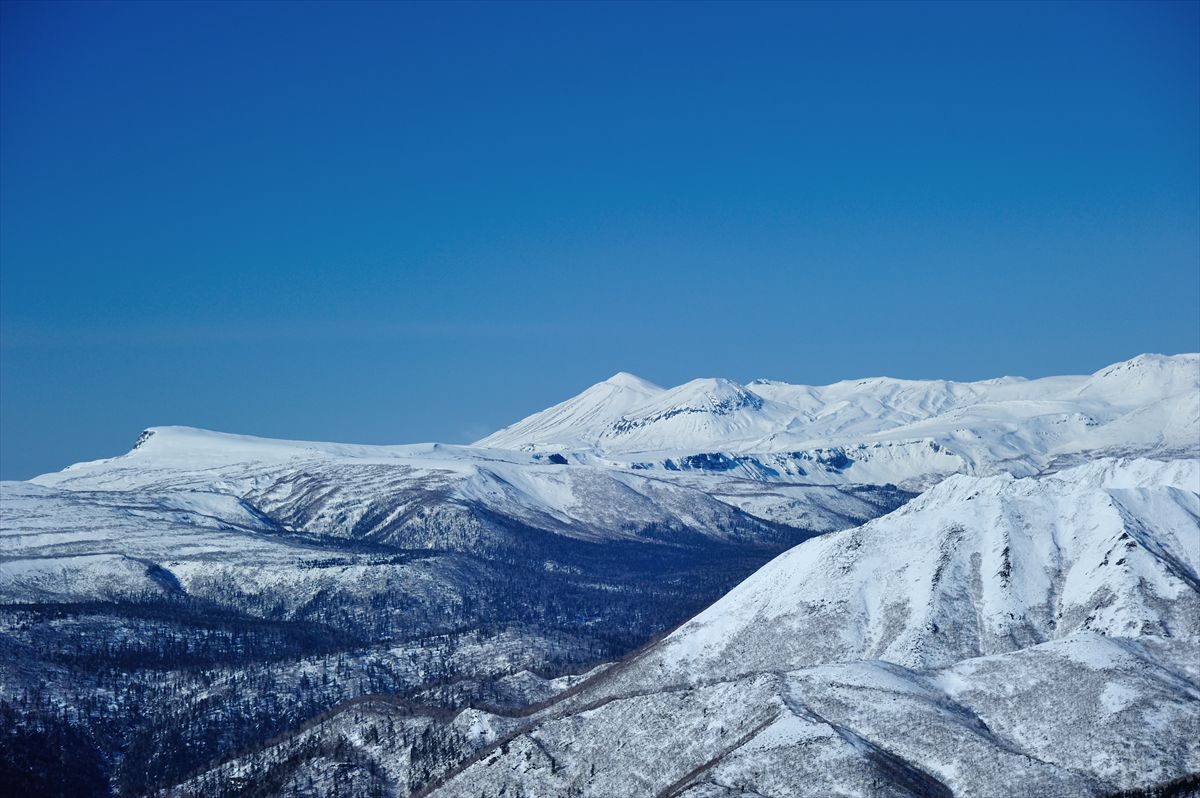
[427,459,1200,798]
[479,353,1199,487]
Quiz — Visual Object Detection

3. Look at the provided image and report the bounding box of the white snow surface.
[477,353,1199,486]
[642,457,1200,677]
[28,428,901,548]
[6,352,1199,797]
[27,354,1198,499]
[429,457,1200,798]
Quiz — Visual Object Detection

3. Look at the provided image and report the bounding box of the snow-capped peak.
[474,373,664,451]
[1074,352,1199,405]
[474,355,1199,475]
[601,371,661,391]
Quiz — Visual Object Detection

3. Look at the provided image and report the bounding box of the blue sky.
[1,0,1197,479]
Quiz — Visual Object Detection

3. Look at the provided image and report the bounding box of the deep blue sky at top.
[1,0,1197,478]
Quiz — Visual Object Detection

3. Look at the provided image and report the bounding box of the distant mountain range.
[479,352,1199,485]
[1,353,1196,797]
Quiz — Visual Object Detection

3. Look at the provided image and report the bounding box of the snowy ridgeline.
[28,353,1200,499]
[0,352,1197,797]
[478,352,1200,484]
[427,458,1200,798]
[0,392,913,794]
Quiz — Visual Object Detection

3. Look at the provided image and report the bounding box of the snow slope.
[478,353,1199,487]
[428,458,1200,798]
[473,371,663,452]
[632,458,1200,677]
[6,353,1197,797]
[29,426,905,550]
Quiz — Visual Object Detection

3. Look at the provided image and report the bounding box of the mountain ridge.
[4,353,1196,797]
[425,457,1200,797]
[476,353,1199,488]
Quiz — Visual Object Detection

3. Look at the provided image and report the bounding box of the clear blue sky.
[2,0,1197,479]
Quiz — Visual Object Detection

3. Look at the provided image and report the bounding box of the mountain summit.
[599,371,660,391]
[476,354,1200,485]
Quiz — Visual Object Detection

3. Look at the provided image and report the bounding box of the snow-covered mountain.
[479,353,1199,487]
[30,354,1198,505]
[426,458,1200,797]
[617,458,1200,677]
[3,353,1196,797]
[472,371,663,452]
[1,409,910,795]
[27,425,905,552]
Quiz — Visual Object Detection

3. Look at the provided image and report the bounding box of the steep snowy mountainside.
[427,458,1200,798]
[474,354,1199,486]
[433,633,1199,798]
[635,457,1199,678]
